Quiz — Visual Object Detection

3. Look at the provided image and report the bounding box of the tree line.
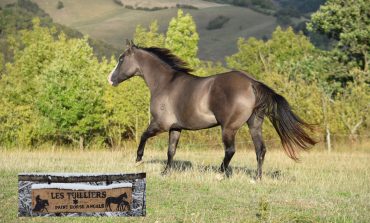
[0,1,368,150]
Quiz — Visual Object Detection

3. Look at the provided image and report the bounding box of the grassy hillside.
[1,145,370,222]
[32,0,277,61]
[0,0,120,62]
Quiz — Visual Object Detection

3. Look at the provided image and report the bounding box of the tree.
[226,27,315,79]
[165,9,200,68]
[0,18,109,148]
[0,18,56,146]
[307,0,370,71]
[334,69,369,140]
[134,20,165,48]
[57,1,64,9]
[36,34,108,149]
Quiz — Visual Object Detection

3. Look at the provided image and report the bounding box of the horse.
[117,199,130,211]
[105,193,128,211]
[107,40,316,179]
[32,195,49,212]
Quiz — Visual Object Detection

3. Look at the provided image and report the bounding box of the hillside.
[31,0,277,61]
[0,0,120,62]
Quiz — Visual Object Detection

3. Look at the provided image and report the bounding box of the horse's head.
[108,40,141,86]
[44,200,49,206]
[120,192,128,199]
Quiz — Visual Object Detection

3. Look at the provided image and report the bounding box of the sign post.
[18,173,146,217]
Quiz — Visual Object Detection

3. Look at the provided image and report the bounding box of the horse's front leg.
[136,121,163,165]
[162,129,181,175]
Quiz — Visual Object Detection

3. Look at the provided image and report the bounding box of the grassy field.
[31,0,276,61]
[1,143,369,222]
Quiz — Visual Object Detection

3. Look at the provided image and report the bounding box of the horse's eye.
[119,58,123,62]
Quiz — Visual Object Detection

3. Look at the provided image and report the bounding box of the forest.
[0,0,368,150]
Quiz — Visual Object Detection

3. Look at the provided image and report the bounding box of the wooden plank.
[31,184,132,213]
[19,172,146,182]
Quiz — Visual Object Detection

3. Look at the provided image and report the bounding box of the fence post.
[326,126,331,152]
[322,93,332,152]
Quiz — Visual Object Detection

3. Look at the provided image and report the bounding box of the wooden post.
[322,94,331,152]
[79,136,84,150]
[326,126,331,153]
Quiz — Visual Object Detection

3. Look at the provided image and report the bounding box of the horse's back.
[155,70,256,130]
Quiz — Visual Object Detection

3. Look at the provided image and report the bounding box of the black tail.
[253,82,316,160]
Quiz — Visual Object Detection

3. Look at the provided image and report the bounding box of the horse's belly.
[184,111,218,130]
[177,97,218,130]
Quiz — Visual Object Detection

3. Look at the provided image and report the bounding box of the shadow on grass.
[199,165,284,180]
[147,159,193,172]
[147,159,286,180]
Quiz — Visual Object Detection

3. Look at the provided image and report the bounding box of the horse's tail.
[252,81,316,160]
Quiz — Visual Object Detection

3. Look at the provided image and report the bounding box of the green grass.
[31,0,277,61]
[1,144,369,222]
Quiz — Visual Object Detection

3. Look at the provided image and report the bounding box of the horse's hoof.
[135,160,144,167]
[215,173,225,181]
[161,169,169,176]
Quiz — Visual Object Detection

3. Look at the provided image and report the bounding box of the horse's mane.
[140,47,194,73]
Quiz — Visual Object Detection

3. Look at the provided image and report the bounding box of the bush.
[176,4,198,10]
[275,7,300,18]
[123,5,168,11]
[276,15,293,27]
[112,0,123,6]
[57,1,64,10]
[206,15,230,30]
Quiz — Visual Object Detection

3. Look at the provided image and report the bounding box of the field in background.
[1,143,369,222]
[31,0,276,61]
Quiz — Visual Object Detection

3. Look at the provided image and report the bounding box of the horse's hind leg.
[220,128,237,177]
[247,113,266,180]
[162,129,181,175]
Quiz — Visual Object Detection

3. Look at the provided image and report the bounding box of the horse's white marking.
[107,62,119,85]
[135,160,144,167]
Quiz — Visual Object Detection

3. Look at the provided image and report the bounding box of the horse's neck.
[137,52,176,94]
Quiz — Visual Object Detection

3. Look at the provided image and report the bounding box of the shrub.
[176,4,198,10]
[112,0,123,6]
[206,15,230,30]
[57,1,64,10]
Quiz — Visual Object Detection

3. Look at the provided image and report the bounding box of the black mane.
[140,47,194,73]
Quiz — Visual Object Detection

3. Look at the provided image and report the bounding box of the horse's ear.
[130,40,135,47]
[125,39,131,48]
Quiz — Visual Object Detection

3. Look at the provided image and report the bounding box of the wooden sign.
[31,183,132,213]
[18,173,146,217]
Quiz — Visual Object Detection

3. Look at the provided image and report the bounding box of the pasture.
[1,143,369,222]
[31,0,276,61]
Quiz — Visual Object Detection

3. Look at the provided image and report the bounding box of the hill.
[0,0,120,63]
[31,0,277,61]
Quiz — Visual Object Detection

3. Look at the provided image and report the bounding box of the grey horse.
[108,40,316,179]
